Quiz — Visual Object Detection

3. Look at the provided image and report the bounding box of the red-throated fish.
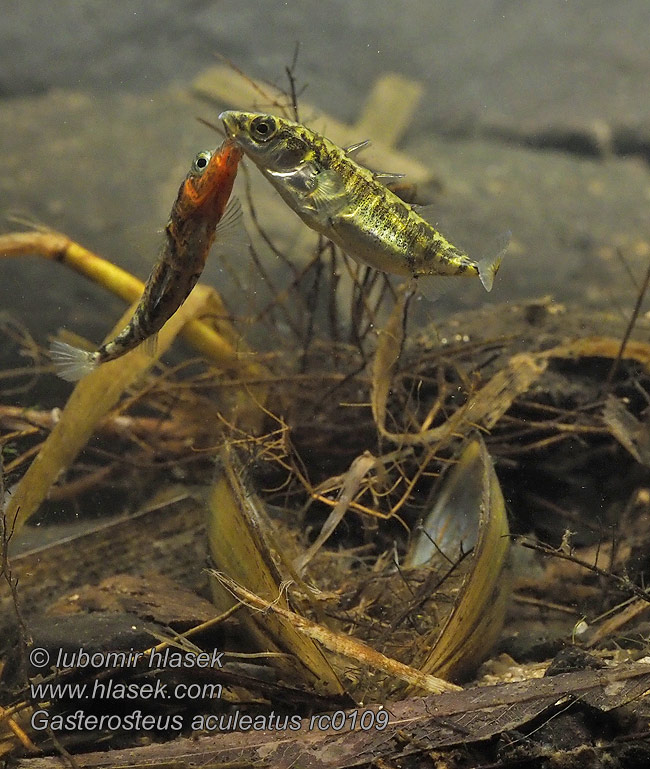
[51,139,244,381]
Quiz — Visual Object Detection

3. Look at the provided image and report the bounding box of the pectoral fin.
[305,169,349,216]
[146,263,174,314]
[213,197,249,261]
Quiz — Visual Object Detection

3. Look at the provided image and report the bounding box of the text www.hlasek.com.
[31,678,222,703]
[30,676,390,733]
[28,645,390,733]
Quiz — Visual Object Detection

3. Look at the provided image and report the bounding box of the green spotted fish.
[220,110,508,292]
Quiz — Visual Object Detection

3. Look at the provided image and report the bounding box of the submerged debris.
[1,63,650,767]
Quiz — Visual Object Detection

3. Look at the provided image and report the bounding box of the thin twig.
[605,257,650,389]
[515,536,650,604]
[285,41,303,123]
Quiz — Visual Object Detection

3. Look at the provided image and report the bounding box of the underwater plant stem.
[0,230,254,374]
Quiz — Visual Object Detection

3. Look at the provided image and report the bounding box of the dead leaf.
[5,285,216,536]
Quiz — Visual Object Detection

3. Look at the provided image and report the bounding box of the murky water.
[1,6,650,761]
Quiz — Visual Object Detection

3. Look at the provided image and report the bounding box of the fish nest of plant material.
[2,63,650,765]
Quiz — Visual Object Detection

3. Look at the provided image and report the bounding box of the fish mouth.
[219,111,240,139]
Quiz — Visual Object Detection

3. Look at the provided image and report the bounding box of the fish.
[219,110,508,294]
[51,139,244,381]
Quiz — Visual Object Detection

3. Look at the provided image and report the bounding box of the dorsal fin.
[373,171,406,185]
[344,140,371,158]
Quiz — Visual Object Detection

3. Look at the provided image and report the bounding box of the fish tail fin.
[478,230,511,292]
[49,340,98,381]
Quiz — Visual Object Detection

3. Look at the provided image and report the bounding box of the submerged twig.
[515,536,650,604]
[211,570,460,694]
[285,41,304,123]
[0,230,257,375]
[604,257,650,388]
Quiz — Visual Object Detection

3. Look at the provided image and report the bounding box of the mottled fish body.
[51,139,243,381]
[220,110,507,292]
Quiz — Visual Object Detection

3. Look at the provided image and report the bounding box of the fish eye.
[250,116,277,142]
[192,150,212,173]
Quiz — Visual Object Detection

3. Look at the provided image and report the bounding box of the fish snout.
[219,111,244,139]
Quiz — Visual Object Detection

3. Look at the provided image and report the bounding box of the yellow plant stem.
[0,230,258,376]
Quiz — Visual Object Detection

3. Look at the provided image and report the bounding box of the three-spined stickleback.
[220,110,508,293]
[51,139,243,381]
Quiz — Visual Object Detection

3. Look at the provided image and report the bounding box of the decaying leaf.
[47,573,218,627]
[294,451,377,574]
[603,395,650,466]
[545,335,650,371]
[0,490,205,638]
[372,292,547,446]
